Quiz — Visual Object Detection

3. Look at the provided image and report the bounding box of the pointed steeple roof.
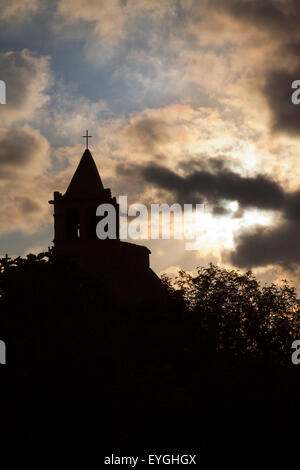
[65,148,104,198]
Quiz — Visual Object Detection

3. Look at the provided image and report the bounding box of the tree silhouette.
[1,253,300,448]
[162,263,300,366]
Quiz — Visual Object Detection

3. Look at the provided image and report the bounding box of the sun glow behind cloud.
[188,207,275,253]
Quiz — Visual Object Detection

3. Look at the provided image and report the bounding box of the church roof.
[65,148,104,198]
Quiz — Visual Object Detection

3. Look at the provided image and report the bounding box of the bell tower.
[49,147,119,249]
[48,132,159,302]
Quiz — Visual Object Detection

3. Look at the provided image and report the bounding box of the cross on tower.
[82,130,92,149]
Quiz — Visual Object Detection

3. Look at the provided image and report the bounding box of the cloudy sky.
[1,0,300,289]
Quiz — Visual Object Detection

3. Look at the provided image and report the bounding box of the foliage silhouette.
[0,252,300,448]
[162,263,300,365]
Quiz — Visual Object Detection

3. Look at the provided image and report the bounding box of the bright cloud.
[0,0,41,21]
[0,50,52,125]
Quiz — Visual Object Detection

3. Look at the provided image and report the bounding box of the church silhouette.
[49,138,162,304]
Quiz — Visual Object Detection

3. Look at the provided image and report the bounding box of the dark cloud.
[0,125,50,231]
[231,189,300,269]
[231,220,300,269]
[243,2,300,135]
[263,68,300,135]
[14,196,42,214]
[210,0,300,36]
[118,160,285,210]
[118,159,300,269]
[0,127,49,179]
[126,118,172,151]
[284,190,300,220]
[0,128,39,166]
[205,0,300,136]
